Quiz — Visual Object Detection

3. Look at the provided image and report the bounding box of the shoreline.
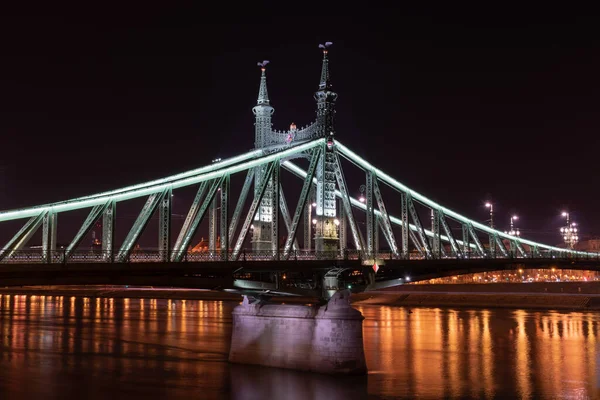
[2,285,600,310]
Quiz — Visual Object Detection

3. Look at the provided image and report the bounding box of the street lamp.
[359,184,366,203]
[560,211,579,249]
[506,215,520,236]
[485,202,494,229]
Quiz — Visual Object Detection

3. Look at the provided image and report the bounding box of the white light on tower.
[560,211,579,249]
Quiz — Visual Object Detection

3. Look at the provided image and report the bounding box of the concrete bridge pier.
[228,290,367,375]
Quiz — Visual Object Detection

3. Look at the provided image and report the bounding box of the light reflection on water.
[0,294,599,399]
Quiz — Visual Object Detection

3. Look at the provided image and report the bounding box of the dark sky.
[0,6,599,246]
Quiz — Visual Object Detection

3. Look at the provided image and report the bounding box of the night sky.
[0,7,599,246]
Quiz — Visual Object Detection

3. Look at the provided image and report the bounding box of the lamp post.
[359,184,366,203]
[507,215,520,236]
[560,211,579,249]
[485,202,494,229]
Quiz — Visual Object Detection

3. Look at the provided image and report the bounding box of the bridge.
[1,43,598,299]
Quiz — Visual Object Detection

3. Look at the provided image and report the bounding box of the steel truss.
[0,136,597,265]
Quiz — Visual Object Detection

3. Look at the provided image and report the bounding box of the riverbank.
[3,283,600,310]
[351,282,600,310]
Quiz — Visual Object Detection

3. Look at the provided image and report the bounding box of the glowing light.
[312,218,317,224]
[333,218,340,226]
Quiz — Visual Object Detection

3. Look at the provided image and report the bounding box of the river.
[0,293,598,399]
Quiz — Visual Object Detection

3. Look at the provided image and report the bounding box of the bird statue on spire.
[257,60,270,71]
[318,42,333,53]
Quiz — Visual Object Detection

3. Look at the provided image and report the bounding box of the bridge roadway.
[1,250,600,294]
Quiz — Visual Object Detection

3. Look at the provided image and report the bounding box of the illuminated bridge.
[1,44,598,297]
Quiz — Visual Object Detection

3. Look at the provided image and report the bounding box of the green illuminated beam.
[0,139,325,222]
[334,140,598,257]
[281,160,466,247]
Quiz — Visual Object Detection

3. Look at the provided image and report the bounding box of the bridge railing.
[0,249,599,264]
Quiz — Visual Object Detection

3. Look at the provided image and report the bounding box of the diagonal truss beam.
[332,151,363,251]
[494,233,509,257]
[406,193,433,258]
[466,223,486,257]
[117,187,171,262]
[65,201,110,259]
[172,177,224,262]
[409,229,425,257]
[0,211,47,261]
[372,176,399,257]
[283,147,321,258]
[514,238,527,257]
[171,181,208,260]
[439,210,462,258]
[228,168,254,242]
[279,184,299,251]
[232,161,276,260]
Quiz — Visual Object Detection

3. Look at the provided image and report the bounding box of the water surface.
[0,294,598,399]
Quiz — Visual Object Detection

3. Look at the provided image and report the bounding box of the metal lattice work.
[0,42,597,267]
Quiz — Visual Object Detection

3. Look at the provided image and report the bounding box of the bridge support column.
[229,290,366,375]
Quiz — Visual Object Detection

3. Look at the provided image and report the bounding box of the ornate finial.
[318,42,333,90]
[257,60,270,71]
[256,60,270,105]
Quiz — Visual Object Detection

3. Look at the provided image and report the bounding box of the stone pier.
[228,290,367,375]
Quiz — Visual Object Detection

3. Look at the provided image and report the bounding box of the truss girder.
[172,181,208,260]
[372,176,399,257]
[172,177,224,262]
[42,211,57,263]
[278,184,299,251]
[220,175,229,255]
[467,223,486,257]
[339,201,347,254]
[514,239,527,257]
[401,192,409,258]
[232,161,276,260]
[431,209,441,257]
[65,202,109,259]
[409,229,425,257]
[406,193,433,259]
[489,235,496,258]
[365,171,375,255]
[282,148,321,258]
[158,188,172,262]
[439,211,462,258]
[0,140,323,223]
[271,162,280,258]
[494,234,509,257]
[0,212,47,261]
[303,188,313,251]
[117,188,170,262]
[461,224,470,256]
[332,152,363,251]
[209,195,217,250]
[102,200,115,261]
[228,168,254,241]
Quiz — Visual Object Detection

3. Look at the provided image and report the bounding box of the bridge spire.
[256,60,271,105]
[318,42,332,91]
[253,60,274,149]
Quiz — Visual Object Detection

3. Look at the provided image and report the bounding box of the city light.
[484,202,494,228]
[560,211,579,249]
[506,215,520,236]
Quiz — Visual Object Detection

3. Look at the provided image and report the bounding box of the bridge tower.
[313,43,339,253]
[252,61,277,252]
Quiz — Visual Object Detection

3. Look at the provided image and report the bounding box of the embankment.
[351,282,600,310]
